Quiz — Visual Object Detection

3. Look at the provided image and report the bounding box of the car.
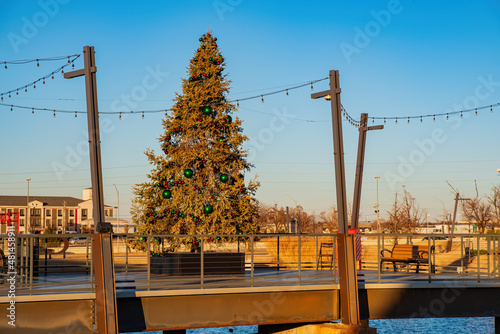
[69,237,88,245]
[422,236,447,241]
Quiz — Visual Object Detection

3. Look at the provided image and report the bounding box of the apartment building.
[0,188,114,234]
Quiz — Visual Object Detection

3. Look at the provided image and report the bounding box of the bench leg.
[416,263,419,274]
[393,262,397,272]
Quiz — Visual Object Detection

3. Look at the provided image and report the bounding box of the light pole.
[374,176,380,232]
[26,177,31,234]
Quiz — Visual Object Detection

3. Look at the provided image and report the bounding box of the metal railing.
[0,233,499,296]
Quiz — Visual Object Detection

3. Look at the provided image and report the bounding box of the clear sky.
[1,0,499,223]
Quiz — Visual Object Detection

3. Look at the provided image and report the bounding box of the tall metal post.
[64,46,118,334]
[311,70,360,325]
[351,113,383,229]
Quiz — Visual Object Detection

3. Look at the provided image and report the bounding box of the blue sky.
[1,0,499,223]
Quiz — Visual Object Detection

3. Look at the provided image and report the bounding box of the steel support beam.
[311,70,360,325]
[64,46,118,334]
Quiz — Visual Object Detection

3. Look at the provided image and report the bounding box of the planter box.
[150,252,245,276]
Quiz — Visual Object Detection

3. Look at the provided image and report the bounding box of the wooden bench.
[380,244,435,273]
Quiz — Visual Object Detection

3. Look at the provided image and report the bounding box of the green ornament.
[227,115,232,123]
[202,106,212,115]
[218,137,225,142]
[204,204,214,214]
[184,169,194,178]
[140,237,146,242]
[220,174,229,183]
[162,190,172,199]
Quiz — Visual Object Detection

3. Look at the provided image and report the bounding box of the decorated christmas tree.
[131,32,259,253]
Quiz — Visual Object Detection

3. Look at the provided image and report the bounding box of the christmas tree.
[131,32,259,253]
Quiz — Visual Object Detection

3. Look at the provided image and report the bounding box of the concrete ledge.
[260,323,376,334]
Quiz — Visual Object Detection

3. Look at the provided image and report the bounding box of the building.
[0,188,114,234]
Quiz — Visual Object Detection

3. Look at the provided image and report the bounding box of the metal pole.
[351,114,383,229]
[64,46,118,334]
[311,70,360,325]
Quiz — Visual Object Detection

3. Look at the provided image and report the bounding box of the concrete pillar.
[259,323,376,334]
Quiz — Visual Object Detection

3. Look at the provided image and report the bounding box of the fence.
[0,233,499,296]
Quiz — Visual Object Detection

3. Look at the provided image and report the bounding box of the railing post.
[377,234,381,284]
[315,235,319,270]
[147,236,151,291]
[90,237,94,293]
[277,235,280,271]
[200,235,204,289]
[29,236,34,295]
[251,235,254,287]
[477,235,480,282]
[298,235,301,285]
[125,234,129,274]
[487,235,491,276]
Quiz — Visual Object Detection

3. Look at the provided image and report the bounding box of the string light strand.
[368,103,499,124]
[1,54,80,67]
[0,55,81,101]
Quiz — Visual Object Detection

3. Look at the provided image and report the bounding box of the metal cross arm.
[364,125,384,131]
[311,89,340,100]
[63,67,95,79]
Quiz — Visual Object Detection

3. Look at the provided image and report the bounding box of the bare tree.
[289,205,316,233]
[255,204,288,233]
[318,206,338,233]
[488,185,500,228]
[383,188,422,244]
[461,197,493,234]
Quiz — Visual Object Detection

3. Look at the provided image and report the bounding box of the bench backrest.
[392,244,432,259]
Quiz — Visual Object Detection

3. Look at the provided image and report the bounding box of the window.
[57,219,62,226]
[57,209,62,217]
[31,208,41,216]
[46,209,51,216]
[19,209,25,216]
[69,209,75,217]
[7,208,12,213]
[81,209,88,218]
[19,219,25,226]
[45,219,51,226]
[69,219,75,226]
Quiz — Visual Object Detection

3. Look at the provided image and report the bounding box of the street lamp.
[26,178,31,234]
[374,176,380,232]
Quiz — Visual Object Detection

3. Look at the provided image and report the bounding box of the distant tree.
[488,185,500,228]
[289,206,316,233]
[318,206,338,233]
[461,197,493,234]
[255,204,287,233]
[384,188,422,244]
